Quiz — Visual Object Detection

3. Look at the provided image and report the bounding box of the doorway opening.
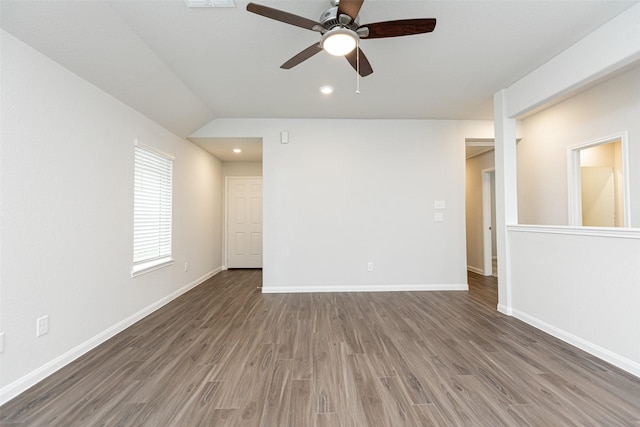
[568,132,629,227]
[187,136,264,271]
[482,168,497,277]
[465,138,497,280]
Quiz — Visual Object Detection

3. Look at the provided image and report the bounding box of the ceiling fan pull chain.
[356,39,361,94]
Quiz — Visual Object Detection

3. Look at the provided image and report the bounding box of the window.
[132,141,174,276]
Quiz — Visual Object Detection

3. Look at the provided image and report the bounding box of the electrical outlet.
[184,262,189,272]
[36,315,49,337]
[367,262,374,272]
[0,332,5,353]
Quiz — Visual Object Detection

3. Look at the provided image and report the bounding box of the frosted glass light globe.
[321,28,357,56]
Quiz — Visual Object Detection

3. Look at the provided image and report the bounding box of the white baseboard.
[467,265,484,275]
[0,267,222,406]
[262,283,468,293]
[512,308,640,379]
[497,303,512,315]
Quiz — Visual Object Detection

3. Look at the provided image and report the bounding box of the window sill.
[131,258,174,277]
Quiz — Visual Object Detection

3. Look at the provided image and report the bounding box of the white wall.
[0,31,223,403]
[193,118,494,292]
[509,66,640,375]
[509,227,640,375]
[495,3,640,377]
[222,161,262,177]
[517,65,640,226]
[465,150,494,273]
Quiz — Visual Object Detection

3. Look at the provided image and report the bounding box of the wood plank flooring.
[2,270,639,426]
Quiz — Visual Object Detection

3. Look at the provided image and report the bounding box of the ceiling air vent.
[184,0,235,7]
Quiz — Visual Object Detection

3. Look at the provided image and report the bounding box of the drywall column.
[494,89,518,315]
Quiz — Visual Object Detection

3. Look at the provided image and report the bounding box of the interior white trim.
[262,283,468,293]
[131,257,174,277]
[507,224,640,239]
[465,138,495,147]
[512,308,640,378]
[467,265,484,275]
[482,167,495,276]
[497,303,512,316]
[0,267,223,406]
[567,131,631,227]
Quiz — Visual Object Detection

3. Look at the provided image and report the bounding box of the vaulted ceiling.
[1,0,637,139]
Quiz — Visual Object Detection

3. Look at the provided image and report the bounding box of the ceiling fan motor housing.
[319,6,360,31]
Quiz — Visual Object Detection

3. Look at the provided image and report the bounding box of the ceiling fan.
[246,0,436,77]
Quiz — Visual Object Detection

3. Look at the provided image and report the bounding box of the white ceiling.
[1,0,637,148]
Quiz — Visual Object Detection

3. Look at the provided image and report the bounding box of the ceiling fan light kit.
[321,28,358,56]
[246,0,436,78]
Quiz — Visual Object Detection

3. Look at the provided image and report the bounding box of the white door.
[227,177,263,268]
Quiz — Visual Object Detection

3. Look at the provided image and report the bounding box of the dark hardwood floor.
[2,270,639,426]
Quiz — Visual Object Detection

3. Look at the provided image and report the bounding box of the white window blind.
[132,142,174,276]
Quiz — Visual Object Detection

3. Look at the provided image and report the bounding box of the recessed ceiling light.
[233,148,242,153]
[319,85,334,95]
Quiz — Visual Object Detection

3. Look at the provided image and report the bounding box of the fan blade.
[281,44,323,69]
[247,3,320,31]
[345,47,373,77]
[337,0,364,21]
[359,18,436,39]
